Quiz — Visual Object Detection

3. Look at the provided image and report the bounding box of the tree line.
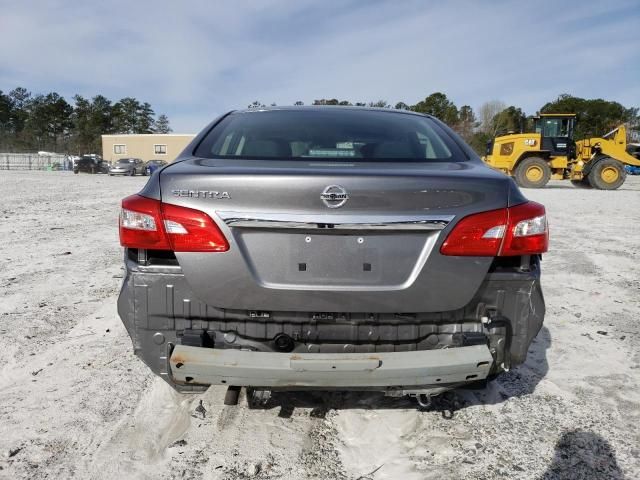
[249,93,639,155]
[1,86,636,156]
[0,87,172,154]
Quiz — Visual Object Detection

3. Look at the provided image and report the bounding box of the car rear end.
[117,108,547,400]
[110,159,134,175]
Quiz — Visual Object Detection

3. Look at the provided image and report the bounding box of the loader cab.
[534,114,576,158]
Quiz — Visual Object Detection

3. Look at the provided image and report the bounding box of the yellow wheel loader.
[483,113,640,189]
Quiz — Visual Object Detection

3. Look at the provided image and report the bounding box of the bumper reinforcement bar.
[170,344,494,389]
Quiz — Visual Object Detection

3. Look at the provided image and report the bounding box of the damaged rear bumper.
[170,344,493,391]
[118,252,545,394]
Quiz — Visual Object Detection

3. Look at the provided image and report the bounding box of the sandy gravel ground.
[0,171,639,480]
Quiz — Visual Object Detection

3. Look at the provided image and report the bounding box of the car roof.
[231,105,428,118]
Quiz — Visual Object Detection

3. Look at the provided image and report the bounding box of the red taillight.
[161,203,229,252]
[440,201,548,257]
[439,208,507,256]
[119,195,229,252]
[119,195,169,249]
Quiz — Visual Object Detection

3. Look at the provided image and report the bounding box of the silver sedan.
[109,158,146,176]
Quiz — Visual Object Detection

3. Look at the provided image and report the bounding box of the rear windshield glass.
[117,159,134,164]
[195,109,461,161]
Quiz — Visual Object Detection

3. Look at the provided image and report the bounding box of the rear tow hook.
[415,394,432,409]
[413,393,456,418]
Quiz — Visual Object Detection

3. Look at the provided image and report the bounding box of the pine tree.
[72,95,92,153]
[113,98,140,134]
[154,114,172,133]
[0,90,14,150]
[456,105,478,143]
[412,93,459,125]
[136,102,155,133]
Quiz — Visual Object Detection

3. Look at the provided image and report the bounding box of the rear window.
[117,159,134,164]
[195,109,461,161]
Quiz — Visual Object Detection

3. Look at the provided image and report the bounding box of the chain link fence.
[0,153,70,171]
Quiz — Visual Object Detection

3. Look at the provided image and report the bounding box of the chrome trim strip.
[216,211,454,231]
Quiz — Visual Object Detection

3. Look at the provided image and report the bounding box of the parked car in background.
[109,158,146,176]
[145,159,168,175]
[117,107,549,408]
[73,155,109,174]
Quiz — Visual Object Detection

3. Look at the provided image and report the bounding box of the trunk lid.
[160,158,509,313]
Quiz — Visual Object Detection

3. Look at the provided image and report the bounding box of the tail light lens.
[438,208,508,256]
[441,201,548,256]
[501,202,548,255]
[119,195,229,252]
[120,196,169,250]
[160,203,229,252]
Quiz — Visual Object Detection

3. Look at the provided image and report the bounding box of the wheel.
[514,157,551,188]
[90,166,96,174]
[129,169,135,176]
[588,157,626,190]
[570,178,592,188]
[73,170,79,174]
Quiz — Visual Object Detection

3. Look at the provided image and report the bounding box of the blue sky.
[0,0,638,132]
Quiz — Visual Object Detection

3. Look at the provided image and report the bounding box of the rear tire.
[588,157,626,190]
[514,157,551,189]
